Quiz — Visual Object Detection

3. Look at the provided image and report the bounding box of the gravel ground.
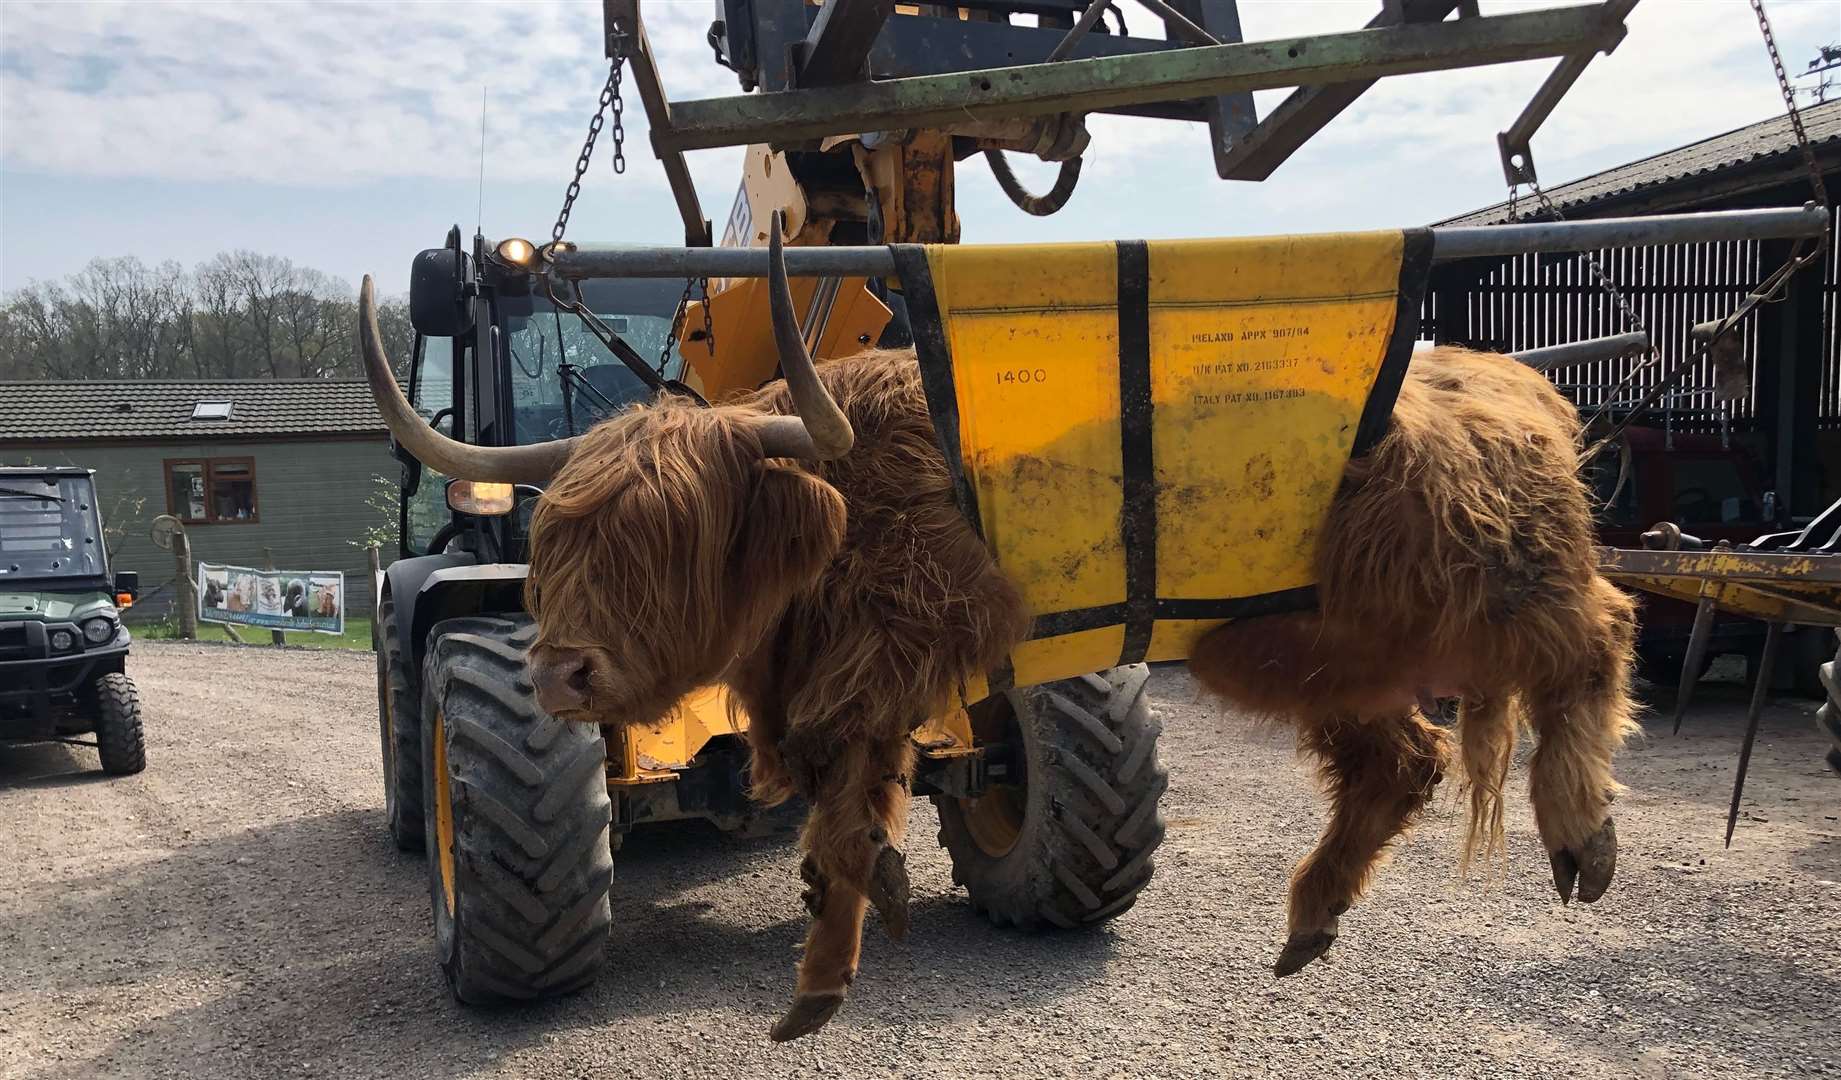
[2,640,1837,1080]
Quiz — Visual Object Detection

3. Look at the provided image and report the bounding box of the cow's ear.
[728,463,846,630]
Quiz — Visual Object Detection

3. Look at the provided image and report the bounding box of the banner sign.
[197,563,345,635]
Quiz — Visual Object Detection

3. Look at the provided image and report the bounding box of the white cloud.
[0,0,741,188]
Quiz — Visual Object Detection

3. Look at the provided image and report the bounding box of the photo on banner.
[197,563,345,635]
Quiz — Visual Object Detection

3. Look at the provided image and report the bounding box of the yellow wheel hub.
[958,693,1026,858]
[433,707,457,918]
[959,785,1024,858]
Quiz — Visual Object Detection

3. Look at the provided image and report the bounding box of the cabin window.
[164,457,259,524]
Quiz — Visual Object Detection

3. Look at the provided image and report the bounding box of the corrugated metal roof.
[0,380,386,442]
[1440,99,1841,226]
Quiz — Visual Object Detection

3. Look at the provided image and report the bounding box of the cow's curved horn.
[359,275,579,486]
[754,211,854,459]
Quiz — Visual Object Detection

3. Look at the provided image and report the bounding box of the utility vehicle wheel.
[93,672,146,776]
[1818,630,1840,778]
[933,665,1167,930]
[421,615,613,1003]
[377,594,424,851]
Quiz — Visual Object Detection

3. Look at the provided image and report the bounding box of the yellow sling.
[889,229,1433,701]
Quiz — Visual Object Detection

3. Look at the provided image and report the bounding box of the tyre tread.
[934,664,1167,933]
[93,672,146,776]
[425,615,614,1005]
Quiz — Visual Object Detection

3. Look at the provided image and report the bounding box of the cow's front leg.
[771,736,914,1041]
[1278,709,1448,977]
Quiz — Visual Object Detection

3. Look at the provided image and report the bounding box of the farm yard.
[1,641,1835,1080]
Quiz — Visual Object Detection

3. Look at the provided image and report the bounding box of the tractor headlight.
[50,630,75,651]
[82,615,116,644]
[495,237,536,268]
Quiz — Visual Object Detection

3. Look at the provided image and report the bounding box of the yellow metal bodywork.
[677,277,892,403]
[675,145,894,404]
[606,685,748,784]
[433,706,457,917]
[917,231,1416,698]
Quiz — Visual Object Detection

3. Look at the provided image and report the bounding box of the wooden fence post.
[175,529,196,641]
[264,546,286,646]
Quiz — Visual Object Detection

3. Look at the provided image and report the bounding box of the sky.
[2,0,1838,298]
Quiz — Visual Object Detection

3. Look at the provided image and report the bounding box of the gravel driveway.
[2,641,1837,1079]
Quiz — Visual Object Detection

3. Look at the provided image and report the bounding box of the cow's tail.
[1455,694,1522,878]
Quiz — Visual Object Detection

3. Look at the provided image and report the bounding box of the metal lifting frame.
[619,0,1635,167]
[545,204,1828,280]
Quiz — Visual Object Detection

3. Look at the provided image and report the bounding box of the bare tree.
[1,253,417,382]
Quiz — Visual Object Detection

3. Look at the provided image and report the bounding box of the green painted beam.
[654,3,1625,152]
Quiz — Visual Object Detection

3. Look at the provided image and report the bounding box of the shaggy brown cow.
[358,227,1636,1043]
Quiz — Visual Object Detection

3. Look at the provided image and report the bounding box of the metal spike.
[1725,622,1783,848]
[1672,594,1718,734]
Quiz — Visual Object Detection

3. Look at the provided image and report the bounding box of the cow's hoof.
[770,991,847,1042]
[867,843,911,940]
[1549,816,1616,905]
[1274,922,1337,977]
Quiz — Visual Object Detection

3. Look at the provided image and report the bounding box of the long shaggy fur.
[523,342,1638,1029]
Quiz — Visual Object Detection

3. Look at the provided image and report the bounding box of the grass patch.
[137,616,374,652]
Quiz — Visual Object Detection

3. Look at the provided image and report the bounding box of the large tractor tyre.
[1818,630,1841,778]
[933,665,1168,930]
[92,672,146,776]
[377,594,425,852]
[420,615,614,1004]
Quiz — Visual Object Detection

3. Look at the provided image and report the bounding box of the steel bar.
[651,4,1623,152]
[1215,0,1460,181]
[1672,593,1717,734]
[548,205,1830,280]
[1511,331,1649,372]
[1497,0,1640,186]
[1046,0,1117,63]
[603,0,712,246]
[1430,205,1827,261]
[1135,0,1220,47]
[1725,621,1783,848]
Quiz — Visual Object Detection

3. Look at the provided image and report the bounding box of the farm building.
[1420,99,1841,686]
[1422,97,1841,520]
[0,380,393,621]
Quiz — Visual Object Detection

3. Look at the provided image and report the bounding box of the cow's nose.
[530,650,593,716]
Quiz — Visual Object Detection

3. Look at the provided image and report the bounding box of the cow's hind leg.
[1524,579,1638,905]
[771,734,914,1042]
[1279,709,1449,977]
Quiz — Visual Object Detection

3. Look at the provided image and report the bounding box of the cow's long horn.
[359,275,579,486]
[754,211,854,459]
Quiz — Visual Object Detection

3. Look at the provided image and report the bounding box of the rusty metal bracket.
[602,0,713,246]
[1213,0,1459,181]
[1497,0,1640,187]
[1509,331,1648,372]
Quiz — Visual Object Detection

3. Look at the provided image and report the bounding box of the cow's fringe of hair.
[1455,694,1521,878]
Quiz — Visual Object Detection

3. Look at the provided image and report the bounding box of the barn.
[1421,98,1841,685]
[0,380,393,622]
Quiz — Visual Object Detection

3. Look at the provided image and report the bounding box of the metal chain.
[1752,0,1830,210]
[659,275,716,375]
[551,61,626,246]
